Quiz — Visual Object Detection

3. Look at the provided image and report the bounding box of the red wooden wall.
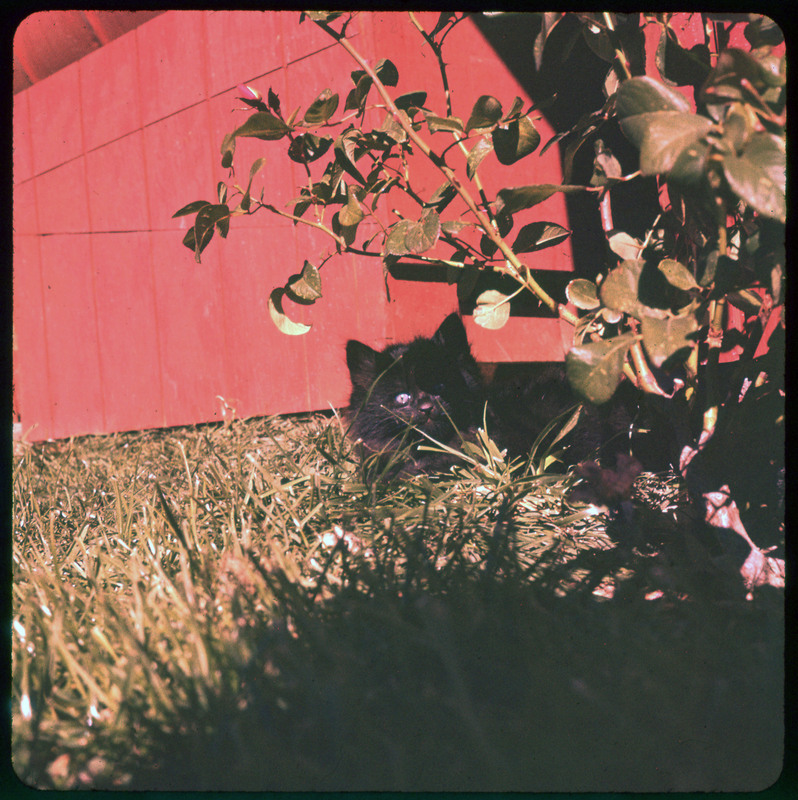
[16,12,764,442]
[13,10,574,442]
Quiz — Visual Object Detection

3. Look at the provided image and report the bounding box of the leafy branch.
[175,10,784,429]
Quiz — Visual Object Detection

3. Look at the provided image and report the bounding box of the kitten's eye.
[394,392,412,406]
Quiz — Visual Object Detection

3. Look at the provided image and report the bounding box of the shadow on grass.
[125,523,784,793]
[12,415,783,793]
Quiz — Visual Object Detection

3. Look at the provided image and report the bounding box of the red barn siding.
[13,10,164,92]
[15,11,761,442]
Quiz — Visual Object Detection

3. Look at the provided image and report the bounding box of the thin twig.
[315,17,577,325]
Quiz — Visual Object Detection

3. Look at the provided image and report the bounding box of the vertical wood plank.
[39,235,106,439]
[85,132,149,232]
[12,89,34,183]
[136,11,208,127]
[79,29,142,152]
[34,157,90,235]
[148,231,228,429]
[216,225,311,419]
[26,60,84,174]
[13,236,54,440]
[92,232,165,433]
[203,10,286,98]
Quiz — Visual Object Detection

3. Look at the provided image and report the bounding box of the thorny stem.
[408,12,496,226]
[602,12,633,81]
[261,201,472,267]
[316,16,578,326]
[263,203,348,249]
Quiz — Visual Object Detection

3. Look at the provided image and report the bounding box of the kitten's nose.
[418,396,434,415]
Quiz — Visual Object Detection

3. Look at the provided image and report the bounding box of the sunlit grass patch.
[12,412,783,791]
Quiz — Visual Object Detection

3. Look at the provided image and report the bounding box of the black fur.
[345,314,485,475]
[344,313,649,476]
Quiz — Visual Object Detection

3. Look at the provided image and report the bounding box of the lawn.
[12,411,784,791]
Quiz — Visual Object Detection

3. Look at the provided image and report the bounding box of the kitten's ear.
[346,340,380,389]
[433,313,469,353]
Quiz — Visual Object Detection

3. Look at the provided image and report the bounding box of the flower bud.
[237,83,261,101]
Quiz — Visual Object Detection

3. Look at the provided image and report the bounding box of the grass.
[12,410,784,791]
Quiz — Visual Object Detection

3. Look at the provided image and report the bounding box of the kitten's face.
[361,340,465,438]
[345,314,483,456]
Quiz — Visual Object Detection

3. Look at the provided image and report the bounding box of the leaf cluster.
[174,12,784,431]
[536,12,784,406]
[176,13,574,333]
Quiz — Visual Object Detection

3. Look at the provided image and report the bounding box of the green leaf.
[234,111,290,141]
[494,184,558,215]
[287,133,333,163]
[285,261,323,304]
[268,288,311,335]
[512,221,570,253]
[378,110,409,144]
[590,139,622,186]
[334,127,367,185]
[338,186,364,228]
[375,59,399,87]
[534,12,565,71]
[302,89,339,126]
[655,27,711,88]
[173,200,211,218]
[194,204,230,257]
[248,157,267,185]
[615,76,692,117]
[620,111,712,175]
[394,91,428,111]
[640,312,698,368]
[441,220,471,236]
[383,219,415,256]
[426,182,457,212]
[565,333,637,404]
[292,196,311,221]
[566,278,600,310]
[344,73,372,112]
[599,259,647,318]
[465,95,503,132]
[658,258,699,291]
[668,138,711,185]
[220,132,236,168]
[466,138,493,179]
[722,132,786,222]
[744,15,784,48]
[181,226,201,261]
[479,211,512,258]
[407,209,441,254]
[425,114,464,134]
[581,18,614,63]
[383,211,440,256]
[492,116,541,165]
[501,96,525,123]
[607,232,643,261]
[267,87,281,114]
[702,48,773,101]
[333,187,365,246]
[367,176,399,210]
[473,289,511,330]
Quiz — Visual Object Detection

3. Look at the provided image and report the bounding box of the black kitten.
[345,313,667,477]
[345,314,485,475]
